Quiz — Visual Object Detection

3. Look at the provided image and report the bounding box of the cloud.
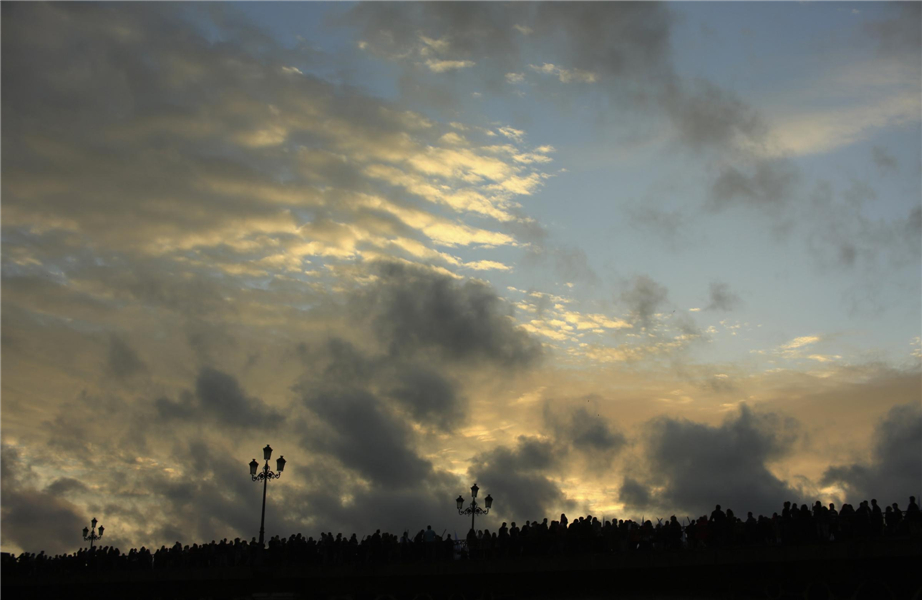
[779,336,820,352]
[156,367,284,429]
[619,476,653,512]
[710,159,800,212]
[342,2,772,157]
[355,262,543,368]
[2,2,551,291]
[133,440,271,546]
[107,335,146,379]
[544,403,626,471]
[803,181,921,273]
[529,63,598,84]
[662,78,766,151]
[1,445,86,555]
[625,206,700,252]
[508,215,599,286]
[640,405,802,518]
[766,92,919,157]
[425,59,476,73]
[704,281,742,312]
[303,388,434,489]
[871,146,898,173]
[284,261,545,497]
[863,3,922,58]
[620,275,669,330]
[822,402,922,504]
[468,436,576,523]
[387,365,466,432]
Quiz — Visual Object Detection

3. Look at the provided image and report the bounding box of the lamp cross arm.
[252,469,282,482]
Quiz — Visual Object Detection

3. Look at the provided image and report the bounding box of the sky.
[1,2,920,556]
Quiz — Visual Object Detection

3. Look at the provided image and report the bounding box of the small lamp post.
[250,444,286,546]
[83,518,104,549]
[456,483,493,532]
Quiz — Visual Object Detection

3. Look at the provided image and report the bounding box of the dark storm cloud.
[705,281,742,312]
[288,335,474,534]
[304,388,433,489]
[822,402,922,504]
[197,367,283,428]
[1,445,86,555]
[619,476,653,512]
[357,262,543,368]
[565,407,626,454]
[287,262,547,498]
[296,261,542,434]
[620,275,669,330]
[156,367,283,429]
[545,402,626,463]
[305,337,379,386]
[107,335,146,379]
[468,436,576,522]
[641,405,802,518]
[300,337,466,432]
[387,365,465,432]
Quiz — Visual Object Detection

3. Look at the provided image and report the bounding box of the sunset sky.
[2,2,920,556]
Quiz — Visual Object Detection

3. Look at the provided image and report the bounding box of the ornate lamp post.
[456,483,493,532]
[249,444,286,546]
[82,518,104,549]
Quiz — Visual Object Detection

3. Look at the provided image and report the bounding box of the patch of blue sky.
[669,2,890,95]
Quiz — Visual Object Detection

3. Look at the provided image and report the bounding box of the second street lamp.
[82,518,104,549]
[456,482,493,533]
[250,444,286,546]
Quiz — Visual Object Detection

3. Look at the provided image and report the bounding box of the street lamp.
[82,518,104,549]
[456,483,493,532]
[250,444,286,546]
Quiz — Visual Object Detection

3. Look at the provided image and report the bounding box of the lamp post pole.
[82,518,104,549]
[249,444,286,546]
[456,483,494,533]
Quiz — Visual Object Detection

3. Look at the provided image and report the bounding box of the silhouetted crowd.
[4,495,920,578]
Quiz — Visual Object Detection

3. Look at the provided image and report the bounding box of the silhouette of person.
[870,499,883,537]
